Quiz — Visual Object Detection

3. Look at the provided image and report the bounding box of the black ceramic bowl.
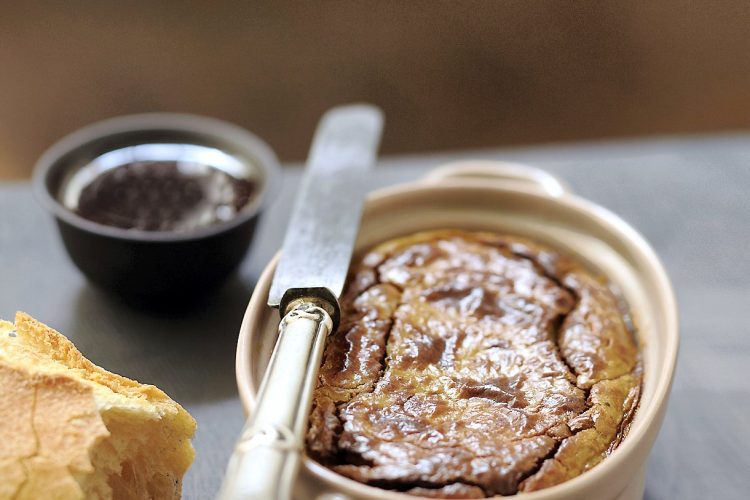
[33,113,280,304]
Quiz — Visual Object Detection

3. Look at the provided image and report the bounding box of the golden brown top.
[306,230,641,497]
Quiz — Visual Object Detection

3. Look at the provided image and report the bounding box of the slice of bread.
[0,312,196,500]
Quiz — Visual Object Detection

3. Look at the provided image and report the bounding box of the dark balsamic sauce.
[75,161,256,232]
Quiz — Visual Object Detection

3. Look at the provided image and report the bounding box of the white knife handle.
[217,301,333,500]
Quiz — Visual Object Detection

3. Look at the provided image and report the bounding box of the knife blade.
[268,104,383,311]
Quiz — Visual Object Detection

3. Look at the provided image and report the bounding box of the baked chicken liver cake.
[306,230,641,497]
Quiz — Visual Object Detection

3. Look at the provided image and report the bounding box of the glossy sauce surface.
[75,161,256,231]
[306,230,641,497]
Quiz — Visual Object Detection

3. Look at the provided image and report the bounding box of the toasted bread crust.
[0,313,196,500]
[11,312,172,402]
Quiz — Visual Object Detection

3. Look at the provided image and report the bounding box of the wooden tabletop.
[1,135,748,499]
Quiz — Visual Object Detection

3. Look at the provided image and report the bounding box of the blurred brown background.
[2,1,750,179]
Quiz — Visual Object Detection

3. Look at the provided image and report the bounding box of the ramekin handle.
[421,160,571,197]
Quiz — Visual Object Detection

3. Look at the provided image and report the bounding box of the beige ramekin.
[236,161,679,500]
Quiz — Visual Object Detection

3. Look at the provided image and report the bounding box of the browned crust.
[305,229,641,497]
[11,312,177,403]
[0,312,197,499]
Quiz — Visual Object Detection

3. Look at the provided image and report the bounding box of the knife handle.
[217,300,333,500]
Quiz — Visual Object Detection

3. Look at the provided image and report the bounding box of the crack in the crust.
[339,420,590,494]
[323,273,405,400]
[355,279,404,399]
[548,313,579,386]
[364,478,492,498]
[607,369,643,453]
[329,299,403,411]
[510,247,642,384]
[516,436,565,489]
[330,262,407,463]
[507,249,575,295]
[507,248,598,440]
[519,416,599,487]
[504,245,647,472]
[13,462,32,500]
[518,366,644,489]
[506,249,584,384]
[335,428,559,458]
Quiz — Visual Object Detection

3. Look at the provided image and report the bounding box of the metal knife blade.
[267,104,383,309]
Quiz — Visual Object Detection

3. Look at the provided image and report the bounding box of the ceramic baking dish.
[236,161,679,500]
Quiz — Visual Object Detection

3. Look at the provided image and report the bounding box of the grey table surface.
[2,134,749,500]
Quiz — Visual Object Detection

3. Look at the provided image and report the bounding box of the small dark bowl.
[33,113,280,305]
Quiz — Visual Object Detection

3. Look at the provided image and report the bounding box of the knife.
[217,104,384,500]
